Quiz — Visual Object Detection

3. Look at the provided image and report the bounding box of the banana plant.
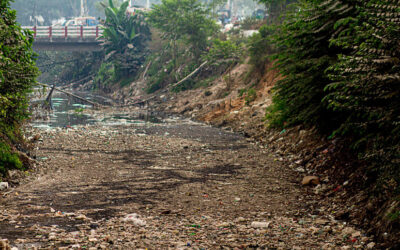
[100,0,151,77]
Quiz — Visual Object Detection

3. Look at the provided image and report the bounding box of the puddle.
[30,91,171,128]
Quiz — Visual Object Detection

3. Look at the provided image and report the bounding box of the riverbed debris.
[0,116,376,248]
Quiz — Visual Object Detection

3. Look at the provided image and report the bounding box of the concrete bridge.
[23,26,104,51]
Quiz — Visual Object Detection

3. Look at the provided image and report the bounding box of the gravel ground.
[0,118,374,249]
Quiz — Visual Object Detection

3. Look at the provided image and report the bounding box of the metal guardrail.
[22,26,104,40]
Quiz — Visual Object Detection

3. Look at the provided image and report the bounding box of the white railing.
[22,26,104,40]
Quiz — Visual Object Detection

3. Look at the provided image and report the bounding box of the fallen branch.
[168,61,208,89]
[141,61,152,81]
[113,61,208,108]
[37,83,104,108]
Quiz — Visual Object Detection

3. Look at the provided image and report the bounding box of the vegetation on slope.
[250,0,400,242]
[0,0,38,176]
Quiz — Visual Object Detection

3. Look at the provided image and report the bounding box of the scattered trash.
[235,217,246,223]
[217,222,230,228]
[0,182,9,191]
[251,221,270,228]
[186,224,201,228]
[333,185,341,192]
[76,214,88,220]
[123,213,146,226]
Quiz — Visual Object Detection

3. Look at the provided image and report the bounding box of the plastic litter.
[123,213,146,226]
[186,224,201,228]
[251,221,270,228]
[0,182,8,191]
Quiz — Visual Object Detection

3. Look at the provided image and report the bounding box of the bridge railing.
[22,26,104,40]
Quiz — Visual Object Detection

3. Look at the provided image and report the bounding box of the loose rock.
[301,176,320,186]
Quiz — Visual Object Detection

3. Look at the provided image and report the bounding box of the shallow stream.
[31,91,166,129]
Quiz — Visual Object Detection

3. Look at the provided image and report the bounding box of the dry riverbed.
[0,114,375,249]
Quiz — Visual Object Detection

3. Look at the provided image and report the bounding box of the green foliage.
[238,88,246,97]
[323,0,400,194]
[267,0,354,131]
[257,0,297,23]
[267,0,400,217]
[145,53,176,93]
[248,24,276,71]
[101,0,151,79]
[240,17,262,30]
[93,61,116,90]
[245,88,257,105]
[0,141,22,176]
[145,0,224,93]
[204,39,244,66]
[0,0,38,176]
[149,0,218,59]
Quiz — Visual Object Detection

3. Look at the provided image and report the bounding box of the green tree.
[0,0,39,175]
[148,0,218,67]
[267,0,400,240]
[266,0,355,130]
[204,39,244,89]
[324,0,400,193]
[101,0,151,79]
[257,0,296,23]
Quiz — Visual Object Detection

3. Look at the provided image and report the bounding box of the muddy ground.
[0,109,375,249]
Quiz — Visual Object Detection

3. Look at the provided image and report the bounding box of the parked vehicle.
[217,9,231,25]
[63,16,99,26]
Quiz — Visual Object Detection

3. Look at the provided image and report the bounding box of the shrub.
[245,88,257,105]
[247,24,275,72]
[0,142,22,176]
[0,0,38,176]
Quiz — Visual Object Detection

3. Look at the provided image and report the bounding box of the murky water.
[31,91,165,128]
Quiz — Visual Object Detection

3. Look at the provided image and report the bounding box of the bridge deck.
[23,26,104,51]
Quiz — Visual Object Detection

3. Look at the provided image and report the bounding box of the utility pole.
[80,0,88,17]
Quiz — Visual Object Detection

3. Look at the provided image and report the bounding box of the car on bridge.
[53,16,100,27]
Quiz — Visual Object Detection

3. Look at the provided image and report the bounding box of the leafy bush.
[240,17,262,30]
[0,0,38,176]
[266,0,354,132]
[204,39,244,66]
[93,62,116,89]
[248,24,276,72]
[238,88,246,97]
[323,1,400,195]
[245,88,257,105]
[0,142,22,176]
[266,0,400,234]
